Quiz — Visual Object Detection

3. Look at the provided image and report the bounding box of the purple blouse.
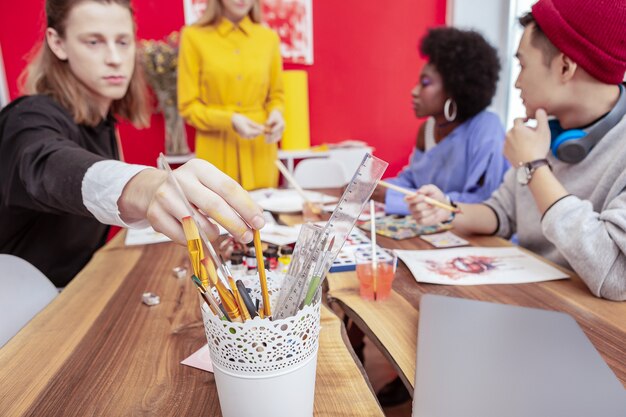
[385,110,508,214]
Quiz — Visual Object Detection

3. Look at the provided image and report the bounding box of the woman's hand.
[119,159,265,245]
[405,184,451,225]
[232,113,265,139]
[264,110,285,144]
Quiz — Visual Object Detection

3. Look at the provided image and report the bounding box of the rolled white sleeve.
[82,160,152,228]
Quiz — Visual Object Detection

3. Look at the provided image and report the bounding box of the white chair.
[327,146,374,180]
[0,254,58,347]
[292,158,348,188]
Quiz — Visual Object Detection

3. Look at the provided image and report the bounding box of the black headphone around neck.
[550,84,626,163]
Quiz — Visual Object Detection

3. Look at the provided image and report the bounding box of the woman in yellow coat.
[178,0,285,190]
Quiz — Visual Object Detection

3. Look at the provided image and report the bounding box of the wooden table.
[326,232,626,394]
[0,233,384,416]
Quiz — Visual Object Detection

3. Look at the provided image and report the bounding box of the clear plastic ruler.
[273,223,323,319]
[273,153,388,319]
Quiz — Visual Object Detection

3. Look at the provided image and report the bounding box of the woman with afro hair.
[383,27,508,215]
[373,27,508,406]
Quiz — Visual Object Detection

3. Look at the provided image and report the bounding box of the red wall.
[1,0,446,177]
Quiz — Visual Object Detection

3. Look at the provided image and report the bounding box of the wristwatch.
[516,159,551,186]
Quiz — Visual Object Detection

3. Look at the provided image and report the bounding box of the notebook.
[413,294,626,417]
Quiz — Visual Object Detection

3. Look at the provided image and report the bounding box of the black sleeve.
[481,203,501,236]
[0,97,108,217]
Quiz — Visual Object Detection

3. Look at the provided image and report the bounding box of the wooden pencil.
[378,180,460,213]
[253,229,271,317]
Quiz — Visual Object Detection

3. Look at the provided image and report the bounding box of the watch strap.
[526,158,551,171]
[518,158,552,186]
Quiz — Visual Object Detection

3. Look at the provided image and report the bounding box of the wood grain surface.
[327,232,626,394]
[0,234,383,416]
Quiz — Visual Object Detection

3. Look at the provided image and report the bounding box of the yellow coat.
[178,17,284,190]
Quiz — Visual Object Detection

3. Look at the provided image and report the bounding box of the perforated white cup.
[201,272,321,417]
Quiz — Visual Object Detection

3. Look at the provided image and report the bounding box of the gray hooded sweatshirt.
[485,111,626,301]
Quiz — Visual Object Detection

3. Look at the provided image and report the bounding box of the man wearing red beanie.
[406,0,626,301]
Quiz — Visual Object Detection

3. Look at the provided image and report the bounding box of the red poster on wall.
[183,0,313,65]
[182,0,207,24]
[261,0,313,65]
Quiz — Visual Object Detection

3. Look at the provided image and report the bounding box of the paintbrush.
[201,257,242,322]
[378,180,460,213]
[158,153,233,290]
[302,236,335,307]
[182,216,206,287]
[190,275,229,321]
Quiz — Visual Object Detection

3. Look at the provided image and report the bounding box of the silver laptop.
[413,294,626,417]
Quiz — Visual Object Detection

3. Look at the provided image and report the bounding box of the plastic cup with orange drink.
[356,251,397,301]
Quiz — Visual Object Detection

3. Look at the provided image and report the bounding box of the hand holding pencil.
[149,155,265,246]
[378,180,460,226]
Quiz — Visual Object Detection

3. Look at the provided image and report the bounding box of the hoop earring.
[444,98,457,122]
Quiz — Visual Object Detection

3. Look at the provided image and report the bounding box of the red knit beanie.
[531,0,626,84]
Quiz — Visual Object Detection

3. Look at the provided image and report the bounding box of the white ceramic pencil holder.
[201,272,321,417]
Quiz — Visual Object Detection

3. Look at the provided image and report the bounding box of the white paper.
[419,231,469,248]
[249,188,338,213]
[125,227,171,246]
[395,247,569,285]
[260,223,302,246]
[125,221,232,247]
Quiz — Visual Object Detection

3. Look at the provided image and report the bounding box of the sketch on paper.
[424,255,498,280]
[395,247,569,286]
[183,0,314,65]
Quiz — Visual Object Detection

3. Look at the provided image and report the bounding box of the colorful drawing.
[425,255,497,280]
[359,215,452,240]
[395,247,569,286]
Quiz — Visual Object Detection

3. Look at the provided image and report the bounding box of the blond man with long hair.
[0,0,265,287]
[178,0,285,190]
